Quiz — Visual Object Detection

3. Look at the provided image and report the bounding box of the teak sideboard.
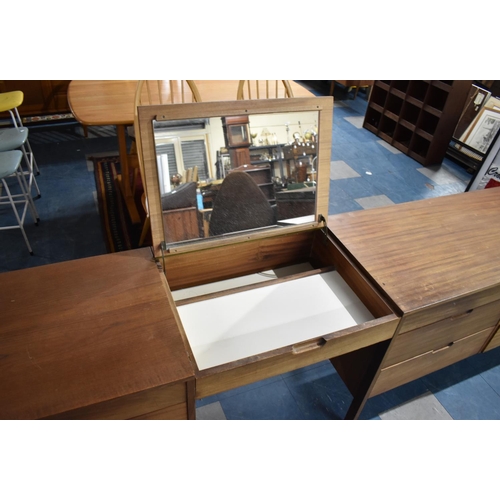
[1,189,499,419]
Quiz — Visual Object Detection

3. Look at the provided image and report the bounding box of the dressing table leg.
[330,341,389,420]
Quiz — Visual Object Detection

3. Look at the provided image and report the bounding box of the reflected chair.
[208,171,276,237]
[236,80,294,100]
[0,150,37,254]
[0,91,41,201]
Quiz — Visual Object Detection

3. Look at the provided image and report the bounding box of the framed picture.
[461,107,500,154]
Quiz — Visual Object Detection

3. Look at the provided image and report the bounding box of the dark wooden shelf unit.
[363,80,473,166]
[0,80,71,119]
[233,163,276,206]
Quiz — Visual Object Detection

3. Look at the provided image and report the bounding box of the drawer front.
[195,314,399,399]
[484,325,500,352]
[399,288,500,334]
[131,402,189,420]
[46,382,189,420]
[383,299,500,367]
[371,327,493,397]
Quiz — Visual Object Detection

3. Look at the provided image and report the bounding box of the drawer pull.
[433,342,454,354]
[450,309,474,321]
[292,338,327,354]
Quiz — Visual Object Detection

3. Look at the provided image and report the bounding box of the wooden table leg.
[116,124,141,225]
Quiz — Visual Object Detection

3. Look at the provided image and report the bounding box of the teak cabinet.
[327,188,500,418]
[0,248,195,420]
[363,80,472,166]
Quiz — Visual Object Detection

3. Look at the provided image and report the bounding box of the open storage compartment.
[137,97,400,405]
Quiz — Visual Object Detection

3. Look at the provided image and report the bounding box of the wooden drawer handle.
[450,309,474,321]
[292,338,327,354]
[433,342,454,354]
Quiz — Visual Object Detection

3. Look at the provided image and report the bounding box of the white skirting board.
[177,270,374,370]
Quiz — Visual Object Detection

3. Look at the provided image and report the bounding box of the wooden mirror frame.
[137,97,333,259]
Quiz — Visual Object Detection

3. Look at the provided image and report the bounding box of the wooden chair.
[135,80,202,107]
[236,80,294,100]
[133,80,202,246]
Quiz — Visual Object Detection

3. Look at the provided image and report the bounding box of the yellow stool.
[0,90,24,113]
[0,90,41,200]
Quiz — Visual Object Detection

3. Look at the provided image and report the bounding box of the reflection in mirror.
[152,110,319,244]
[458,95,500,154]
[453,84,491,142]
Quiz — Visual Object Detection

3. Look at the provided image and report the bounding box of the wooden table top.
[327,189,500,314]
[0,248,193,419]
[68,80,314,126]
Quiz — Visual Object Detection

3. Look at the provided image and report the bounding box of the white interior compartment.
[171,263,313,302]
[177,270,374,370]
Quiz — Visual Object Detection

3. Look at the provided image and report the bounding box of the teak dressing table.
[2,96,500,420]
[136,97,400,410]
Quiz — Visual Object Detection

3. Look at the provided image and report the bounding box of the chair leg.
[15,164,40,223]
[23,138,40,175]
[20,144,41,198]
[2,166,40,223]
[2,177,33,255]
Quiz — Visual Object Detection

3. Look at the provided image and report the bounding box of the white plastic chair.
[0,90,41,201]
[0,150,37,254]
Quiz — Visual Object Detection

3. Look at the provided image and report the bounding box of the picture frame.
[461,104,500,154]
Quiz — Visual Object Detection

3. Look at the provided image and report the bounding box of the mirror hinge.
[318,214,328,237]
[159,241,168,274]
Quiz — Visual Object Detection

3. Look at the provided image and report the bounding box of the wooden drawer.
[398,286,500,334]
[166,229,399,399]
[371,327,493,396]
[131,402,188,420]
[383,299,500,367]
[45,381,190,420]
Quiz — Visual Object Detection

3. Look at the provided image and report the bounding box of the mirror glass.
[152,110,319,244]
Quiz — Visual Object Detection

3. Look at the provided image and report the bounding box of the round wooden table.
[68,80,314,224]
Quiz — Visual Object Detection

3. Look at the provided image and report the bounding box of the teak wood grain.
[382,299,500,367]
[164,229,316,290]
[371,327,493,396]
[0,248,194,419]
[327,189,500,315]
